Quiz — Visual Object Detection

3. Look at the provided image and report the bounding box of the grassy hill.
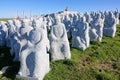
[0,25,120,80]
[0,18,10,22]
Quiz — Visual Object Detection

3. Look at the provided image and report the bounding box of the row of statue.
[0,10,119,80]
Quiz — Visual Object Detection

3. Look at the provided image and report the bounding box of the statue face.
[55,15,61,24]
[53,26,63,38]
[29,29,42,44]
[32,20,40,29]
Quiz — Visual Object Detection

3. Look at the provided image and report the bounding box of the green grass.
[0,18,10,22]
[0,25,120,80]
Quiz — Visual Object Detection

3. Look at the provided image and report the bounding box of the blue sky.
[0,0,120,18]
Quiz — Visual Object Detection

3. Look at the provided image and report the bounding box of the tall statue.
[103,11,116,37]
[17,19,50,80]
[72,16,90,50]
[19,19,33,51]
[50,14,71,61]
[89,13,104,42]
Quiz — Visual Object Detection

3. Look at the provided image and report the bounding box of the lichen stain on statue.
[50,14,71,61]
[17,19,50,80]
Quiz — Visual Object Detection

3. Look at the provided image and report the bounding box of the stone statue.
[7,20,16,35]
[45,15,53,30]
[50,15,71,61]
[103,11,116,37]
[17,19,50,80]
[99,11,105,20]
[84,12,92,23]
[6,20,16,47]
[89,13,104,42]
[0,21,8,46]
[19,19,33,51]
[19,19,33,39]
[9,32,21,62]
[72,16,90,50]
[14,19,22,32]
[114,10,119,24]
[63,15,72,39]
